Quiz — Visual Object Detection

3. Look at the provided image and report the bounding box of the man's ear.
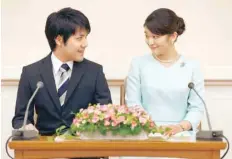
[55,35,64,46]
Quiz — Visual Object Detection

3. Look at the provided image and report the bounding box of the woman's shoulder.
[131,54,152,65]
[181,56,201,69]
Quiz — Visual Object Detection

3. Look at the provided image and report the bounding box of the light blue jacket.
[125,54,205,131]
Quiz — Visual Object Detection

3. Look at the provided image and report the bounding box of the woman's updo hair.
[144,8,185,36]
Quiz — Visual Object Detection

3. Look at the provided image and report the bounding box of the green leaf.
[118,125,131,136]
[70,124,79,135]
[150,127,158,134]
[111,127,119,135]
[65,134,79,140]
[132,125,142,135]
[165,127,171,132]
[85,123,96,132]
[99,127,107,135]
[56,125,67,136]
[143,122,150,132]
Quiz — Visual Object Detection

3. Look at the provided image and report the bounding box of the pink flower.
[117,116,125,123]
[110,115,117,121]
[106,109,115,120]
[108,108,115,115]
[124,107,130,114]
[82,109,88,114]
[89,106,95,109]
[118,106,126,114]
[150,122,155,128]
[111,121,118,127]
[104,120,110,126]
[72,104,157,136]
[92,115,99,123]
[73,118,79,124]
[94,109,101,115]
[132,112,140,117]
[100,105,108,112]
[104,113,111,119]
[83,113,89,119]
[75,122,80,127]
[87,106,95,114]
[139,117,147,125]
[73,117,82,124]
[96,104,101,109]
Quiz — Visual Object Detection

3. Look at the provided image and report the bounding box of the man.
[12,7,112,138]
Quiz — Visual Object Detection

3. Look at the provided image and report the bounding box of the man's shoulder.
[23,56,104,71]
[84,58,102,69]
[23,55,50,72]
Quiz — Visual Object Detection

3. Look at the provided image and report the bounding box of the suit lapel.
[40,54,61,112]
[64,60,86,104]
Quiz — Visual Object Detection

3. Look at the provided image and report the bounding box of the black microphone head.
[188,82,195,89]
[37,81,44,88]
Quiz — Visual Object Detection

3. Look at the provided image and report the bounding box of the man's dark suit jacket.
[12,54,112,135]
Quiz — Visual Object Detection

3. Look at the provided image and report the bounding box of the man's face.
[58,28,89,62]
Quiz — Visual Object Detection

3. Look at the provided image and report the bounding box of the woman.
[124,8,205,158]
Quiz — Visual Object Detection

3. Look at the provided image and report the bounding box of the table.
[9,136,226,159]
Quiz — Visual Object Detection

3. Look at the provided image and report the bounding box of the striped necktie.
[58,63,70,106]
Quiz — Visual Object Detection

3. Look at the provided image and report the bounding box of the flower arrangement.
[56,104,169,138]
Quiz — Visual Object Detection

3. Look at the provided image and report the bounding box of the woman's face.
[144,27,176,56]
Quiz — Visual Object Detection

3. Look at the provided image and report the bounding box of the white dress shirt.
[51,53,73,91]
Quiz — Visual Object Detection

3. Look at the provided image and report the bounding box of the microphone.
[12,81,44,140]
[188,82,223,141]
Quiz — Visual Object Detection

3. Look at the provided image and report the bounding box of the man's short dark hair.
[45,7,91,51]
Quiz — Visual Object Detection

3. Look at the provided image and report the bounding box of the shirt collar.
[51,53,73,75]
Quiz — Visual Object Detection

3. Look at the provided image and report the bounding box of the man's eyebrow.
[76,34,86,37]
